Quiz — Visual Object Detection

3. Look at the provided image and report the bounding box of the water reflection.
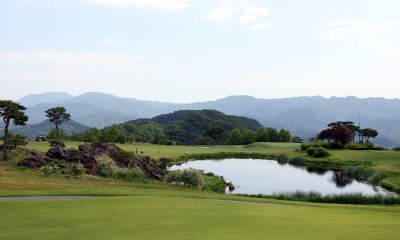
[330,170,353,188]
[169,158,389,196]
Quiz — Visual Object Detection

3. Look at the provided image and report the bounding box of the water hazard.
[169,158,389,195]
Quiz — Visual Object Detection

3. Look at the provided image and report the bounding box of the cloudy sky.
[1,0,400,103]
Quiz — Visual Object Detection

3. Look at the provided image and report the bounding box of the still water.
[169,159,388,195]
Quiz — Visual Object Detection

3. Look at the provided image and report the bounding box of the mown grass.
[1,149,400,239]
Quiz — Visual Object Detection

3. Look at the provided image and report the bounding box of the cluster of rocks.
[17,143,167,179]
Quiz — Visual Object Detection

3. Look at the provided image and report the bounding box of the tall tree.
[0,100,29,160]
[278,129,291,142]
[361,128,379,142]
[45,107,71,141]
[241,129,256,145]
[256,127,268,142]
[225,128,242,145]
[205,127,225,145]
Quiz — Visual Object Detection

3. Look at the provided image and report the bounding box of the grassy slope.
[1,141,400,239]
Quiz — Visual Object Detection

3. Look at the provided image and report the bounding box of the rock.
[72,153,99,175]
[18,155,54,169]
[46,146,68,160]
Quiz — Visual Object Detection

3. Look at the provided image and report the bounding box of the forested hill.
[112,110,262,145]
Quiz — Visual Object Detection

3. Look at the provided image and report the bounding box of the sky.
[1,0,400,103]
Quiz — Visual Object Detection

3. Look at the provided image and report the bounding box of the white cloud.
[142,42,161,47]
[326,21,343,26]
[100,38,126,45]
[0,50,143,72]
[324,21,397,38]
[359,40,400,53]
[238,6,269,23]
[204,6,239,23]
[87,0,196,11]
[39,1,61,7]
[0,4,3,8]
[245,23,271,31]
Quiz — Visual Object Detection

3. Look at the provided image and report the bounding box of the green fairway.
[1,193,400,239]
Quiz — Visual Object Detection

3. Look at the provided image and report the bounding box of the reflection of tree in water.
[306,166,328,175]
[331,170,353,188]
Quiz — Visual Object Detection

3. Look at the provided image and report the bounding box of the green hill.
[111,110,262,145]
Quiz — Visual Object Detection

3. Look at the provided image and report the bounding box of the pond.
[169,159,390,195]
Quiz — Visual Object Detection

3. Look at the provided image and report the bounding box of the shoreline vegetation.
[1,141,400,204]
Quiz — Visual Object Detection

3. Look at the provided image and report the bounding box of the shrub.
[203,174,226,192]
[367,171,388,185]
[71,162,86,175]
[312,147,330,157]
[300,143,312,151]
[306,147,315,156]
[288,156,307,166]
[96,155,119,177]
[312,141,330,149]
[380,180,395,191]
[115,168,144,181]
[342,166,375,179]
[276,153,288,164]
[346,142,365,150]
[206,172,215,177]
[364,142,375,148]
[166,168,204,187]
[48,140,66,147]
[40,163,61,176]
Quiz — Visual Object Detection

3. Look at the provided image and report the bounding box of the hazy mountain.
[9,119,90,140]
[74,114,134,129]
[12,92,400,148]
[17,92,74,107]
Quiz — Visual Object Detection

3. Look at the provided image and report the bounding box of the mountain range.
[2,92,399,148]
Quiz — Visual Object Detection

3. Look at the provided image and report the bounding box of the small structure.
[36,136,47,142]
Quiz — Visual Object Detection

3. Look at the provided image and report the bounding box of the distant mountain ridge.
[12,92,400,148]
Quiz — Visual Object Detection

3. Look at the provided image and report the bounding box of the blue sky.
[1,0,400,103]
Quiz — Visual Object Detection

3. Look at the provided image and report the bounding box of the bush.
[48,140,66,147]
[166,168,204,187]
[346,142,365,150]
[96,155,119,177]
[40,163,61,176]
[276,153,288,164]
[312,141,330,149]
[367,171,388,185]
[312,147,330,157]
[300,143,312,151]
[288,156,307,166]
[115,168,144,181]
[306,147,315,156]
[203,174,226,192]
[71,162,86,175]
[342,166,375,179]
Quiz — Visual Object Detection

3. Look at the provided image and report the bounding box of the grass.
[237,191,400,205]
[1,144,400,239]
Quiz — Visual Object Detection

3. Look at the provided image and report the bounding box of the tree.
[4,133,28,148]
[317,128,334,142]
[47,128,68,140]
[256,127,268,142]
[241,129,256,145]
[0,100,29,160]
[278,129,291,142]
[45,107,71,141]
[361,128,378,142]
[205,127,225,145]
[266,128,279,142]
[331,126,353,147]
[225,128,242,145]
[99,131,115,146]
[128,135,135,145]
